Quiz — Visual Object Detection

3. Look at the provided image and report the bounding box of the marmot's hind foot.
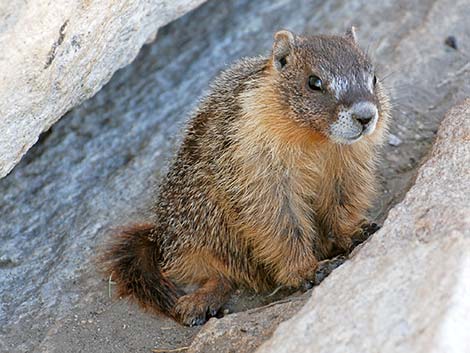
[174,294,217,326]
[173,277,232,326]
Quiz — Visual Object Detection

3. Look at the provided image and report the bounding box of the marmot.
[102,28,390,326]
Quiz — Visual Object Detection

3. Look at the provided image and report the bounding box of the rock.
[0,0,207,179]
[388,133,402,146]
[444,36,458,50]
[1,0,470,352]
[256,99,470,353]
[187,296,306,353]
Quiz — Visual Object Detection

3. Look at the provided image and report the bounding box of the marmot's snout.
[330,101,379,144]
[350,101,379,136]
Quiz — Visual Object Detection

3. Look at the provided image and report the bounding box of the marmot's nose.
[351,102,378,128]
[353,113,373,127]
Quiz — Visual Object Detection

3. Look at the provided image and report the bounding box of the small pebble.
[388,133,402,147]
[444,35,458,50]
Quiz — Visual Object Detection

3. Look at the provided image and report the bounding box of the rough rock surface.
[256,99,470,353]
[188,296,306,353]
[0,0,207,178]
[0,0,469,352]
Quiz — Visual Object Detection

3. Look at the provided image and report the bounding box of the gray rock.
[187,296,306,353]
[0,0,207,178]
[388,133,402,146]
[0,0,469,352]
[256,99,470,353]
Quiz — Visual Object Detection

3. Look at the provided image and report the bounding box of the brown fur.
[101,29,391,326]
[100,224,181,317]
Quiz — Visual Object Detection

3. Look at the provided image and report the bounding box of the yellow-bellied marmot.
[102,27,390,326]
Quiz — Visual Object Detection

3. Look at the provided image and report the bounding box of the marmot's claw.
[351,222,382,249]
[363,222,381,235]
[189,316,207,327]
[302,279,315,291]
[315,256,347,284]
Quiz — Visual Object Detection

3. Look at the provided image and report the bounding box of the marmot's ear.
[273,30,295,71]
[345,26,358,44]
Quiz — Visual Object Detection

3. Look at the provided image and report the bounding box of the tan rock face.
[256,99,470,353]
[0,0,206,178]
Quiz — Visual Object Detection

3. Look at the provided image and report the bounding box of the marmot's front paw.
[300,255,349,290]
[350,222,381,249]
[333,235,353,254]
[314,255,347,285]
[302,278,316,290]
[361,222,381,236]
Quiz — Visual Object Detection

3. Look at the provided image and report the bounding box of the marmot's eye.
[279,57,287,68]
[373,75,377,86]
[308,75,323,91]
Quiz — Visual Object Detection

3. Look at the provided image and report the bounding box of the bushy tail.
[101,224,180,317]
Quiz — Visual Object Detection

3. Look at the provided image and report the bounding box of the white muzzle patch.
[329,101,378,144]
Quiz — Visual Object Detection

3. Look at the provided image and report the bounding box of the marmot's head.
[270,28,390,145]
